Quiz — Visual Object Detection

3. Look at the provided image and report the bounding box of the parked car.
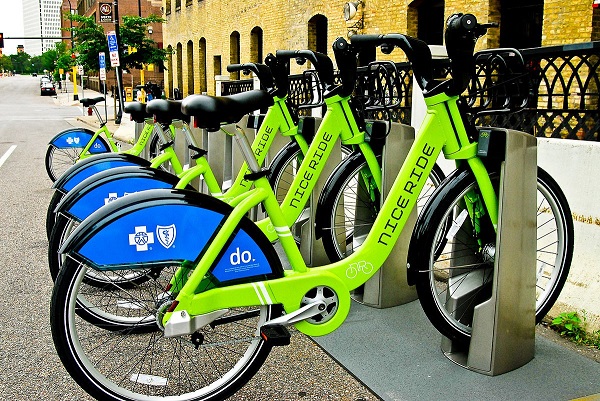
[32,73,38,77]
[41,81,56,96]
[40,76,51,87]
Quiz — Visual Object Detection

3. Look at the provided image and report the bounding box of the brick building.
[162,0,600,97]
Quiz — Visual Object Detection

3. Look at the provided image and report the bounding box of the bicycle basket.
[463,48,531,116]
[288,69,324,112]
[354,60,403,112]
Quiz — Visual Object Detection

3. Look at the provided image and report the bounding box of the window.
[500,0,543,48]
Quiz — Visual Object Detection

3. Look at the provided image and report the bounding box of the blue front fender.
[56,167,189,222]
[52,153,151,192]
[48,127,108,153]
[61,189,284,284]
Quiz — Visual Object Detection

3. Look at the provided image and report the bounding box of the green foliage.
[10,51,32,74]
[0,54,13,72]
[550,311,600,349]
[64,13,166,73]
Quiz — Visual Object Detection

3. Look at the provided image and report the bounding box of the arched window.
[167,45,174,98]
[187,40,194,95]
[308,14,328,55]
[410,0,444,45]
[230,31,241,80]
[250,27,263,63]
[198,38,207,93]
[500,0,543,48]
[176,42,183,96]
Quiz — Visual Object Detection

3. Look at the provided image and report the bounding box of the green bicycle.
[50,14,572,400]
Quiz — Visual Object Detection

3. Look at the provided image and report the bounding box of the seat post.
[231,125,261,173]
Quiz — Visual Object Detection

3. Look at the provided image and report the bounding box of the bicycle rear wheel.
[45,135,111,182]
[51,257,278,401]
[410,168,573,345]
[319,151,445,262]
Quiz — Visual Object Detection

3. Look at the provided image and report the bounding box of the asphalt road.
[0,75,378,401]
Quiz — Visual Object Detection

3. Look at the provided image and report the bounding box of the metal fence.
[220,41,600,141]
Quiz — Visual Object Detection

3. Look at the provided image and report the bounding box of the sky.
[0,0,25,55]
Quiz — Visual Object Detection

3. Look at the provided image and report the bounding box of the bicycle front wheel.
[410,167,573,345]
[51,257,277,401]
[319,152,445,262]
[45,135,111,182]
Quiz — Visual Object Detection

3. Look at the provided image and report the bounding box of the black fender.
[52,153,151,192]
[61,188,284,284]
[48,127,109,154]
[313,151,364,239]
[55,166,192,222]
[406,167,466,286]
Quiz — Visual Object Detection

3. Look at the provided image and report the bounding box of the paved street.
[0,75,377,400]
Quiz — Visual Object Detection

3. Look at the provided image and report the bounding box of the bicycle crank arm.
[263,301,326,327]
[164,309,229,338]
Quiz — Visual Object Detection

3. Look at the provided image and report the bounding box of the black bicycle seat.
[146,99,189,124]
[79,96,106,107]
[181,90,274,131]
[123,102,152,123]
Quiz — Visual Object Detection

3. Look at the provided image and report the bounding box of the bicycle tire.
[46,190,64,239]
[51,256,278,401]
[45,135,111,182]
[48,214,153,288]
[409,167,573,345]
[268,141,303,205]
[319,151,445,262]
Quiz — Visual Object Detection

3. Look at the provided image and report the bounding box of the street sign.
[99,52,107,81]
[107,31,120,67]
[98,52,106,69]
[78,65,84,76]
[107,31,118,52]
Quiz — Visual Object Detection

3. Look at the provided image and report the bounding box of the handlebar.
[335,13,496,97]
[226,62,275,91]
[275,49,335,89]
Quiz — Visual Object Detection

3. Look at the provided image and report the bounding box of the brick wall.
[163,0,595,96]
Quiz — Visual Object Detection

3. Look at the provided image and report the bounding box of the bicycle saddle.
[79,96,106,107]
[181,90,274,132]
[146,99,189,124]
[123,102,152,123]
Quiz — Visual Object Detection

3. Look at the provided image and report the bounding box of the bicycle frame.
[161,91,499,337]
[254,92,382,240]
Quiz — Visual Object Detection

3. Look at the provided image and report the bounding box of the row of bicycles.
[45,14,573,401]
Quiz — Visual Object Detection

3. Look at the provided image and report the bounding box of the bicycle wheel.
[46,190,64,239]
[319,151,445,262]
[48,214,152,288]
[410,167,573,345]
[268,141,303,205]
[51,257,277,401]
[45,135,111,182]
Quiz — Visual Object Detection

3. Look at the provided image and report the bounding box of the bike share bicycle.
[50,14,572,401]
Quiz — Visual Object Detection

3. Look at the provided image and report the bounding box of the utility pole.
[113,0,125,124]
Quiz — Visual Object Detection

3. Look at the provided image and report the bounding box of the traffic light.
[0,33,4,49]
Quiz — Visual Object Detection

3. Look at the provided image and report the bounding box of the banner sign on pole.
[99,3,113,22]
[107,31,120,67]
[99,52,106,81]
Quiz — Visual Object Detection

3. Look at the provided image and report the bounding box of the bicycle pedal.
[260,325,291,347]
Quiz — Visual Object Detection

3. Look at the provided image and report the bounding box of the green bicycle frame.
[173,95,308,199]
[162,90,500,338]
[254,93,382,240]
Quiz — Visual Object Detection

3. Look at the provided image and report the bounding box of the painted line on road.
[0,145,17,169]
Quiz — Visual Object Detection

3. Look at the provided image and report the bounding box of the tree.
[64,13,166,73]
[0,54,13,72]
[10,52,32,74]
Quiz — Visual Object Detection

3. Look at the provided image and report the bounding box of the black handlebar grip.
[226,63,274,89]
[275,50,335,86]
[332,37,358,97]
[264,53,289,98]
[444,13,479,96]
